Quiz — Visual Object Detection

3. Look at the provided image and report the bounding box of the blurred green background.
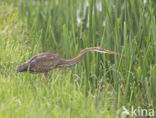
[0,0,156,118]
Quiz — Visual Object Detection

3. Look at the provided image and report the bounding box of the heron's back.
[17,52,60,73]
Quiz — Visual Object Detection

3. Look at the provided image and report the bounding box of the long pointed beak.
[104,49,120,56]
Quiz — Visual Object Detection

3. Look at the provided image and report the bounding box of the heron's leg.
[40,72,48,86]
[44,72,48,79]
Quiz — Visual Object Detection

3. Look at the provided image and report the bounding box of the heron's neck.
[56,48,99,68]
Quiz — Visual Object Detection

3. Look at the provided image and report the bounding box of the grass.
[0,0,156,118]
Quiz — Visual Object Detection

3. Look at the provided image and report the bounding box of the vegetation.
[0,0,156,118]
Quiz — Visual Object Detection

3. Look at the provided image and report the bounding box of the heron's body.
[17,52,60,73]
[17,47,120,76]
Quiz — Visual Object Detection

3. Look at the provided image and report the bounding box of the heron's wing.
[29,52,60,72]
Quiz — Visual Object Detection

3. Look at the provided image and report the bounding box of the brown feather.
[17,52,60,73]
[17,47,120,74]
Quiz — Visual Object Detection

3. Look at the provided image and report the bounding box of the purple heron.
[17,46,120,77]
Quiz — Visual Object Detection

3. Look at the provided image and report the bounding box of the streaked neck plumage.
[56,47,104,68]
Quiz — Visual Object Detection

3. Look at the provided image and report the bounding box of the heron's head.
[94,46,120,55]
